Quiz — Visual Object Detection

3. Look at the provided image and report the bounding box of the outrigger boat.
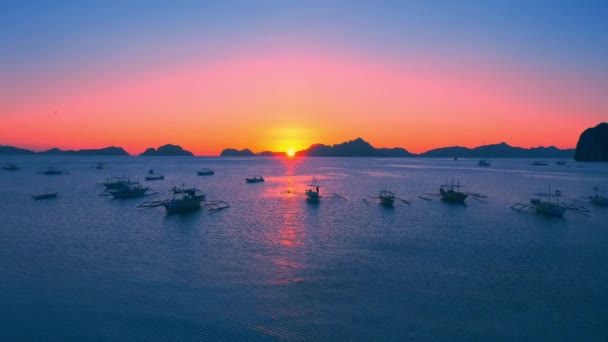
[145,169,164,181]
[246,176,265,183]
[305,176,321,203]
[531,161,548,166]
[478,160,491,167]
[439,179,468,204]
[418,179,487,204]
[363,189,410,207]
[590,186,608,207]
[575,186,608,207]
[107,183,155,199]
[197,168,215,176]
[100,177,137,190]
[512,186,589,217]
[2,163,20,171]
[138,185,229,214]
[37,166,68,175]
[32,192,58,200]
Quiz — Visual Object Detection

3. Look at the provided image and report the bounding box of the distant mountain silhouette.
[39,146,128,156]
[421,142,574,158]
[141,144,193,156]
[220,148,255,157]
[297,138,414,157]
[0,145,127,155]
[0,145,35,155]
[575,122,608,161]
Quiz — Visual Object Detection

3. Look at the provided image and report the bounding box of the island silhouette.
[4,122,607,159]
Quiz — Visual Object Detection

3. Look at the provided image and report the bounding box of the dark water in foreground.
[1,156,607,341]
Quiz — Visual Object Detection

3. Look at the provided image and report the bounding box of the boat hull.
[440,191,468,204]
[32,193,58,200]
[163,199,202,214]
[535,203,566,217]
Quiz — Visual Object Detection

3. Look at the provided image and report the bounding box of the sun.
[286,149,296,157]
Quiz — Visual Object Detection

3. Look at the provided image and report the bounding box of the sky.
[1,0,607,155]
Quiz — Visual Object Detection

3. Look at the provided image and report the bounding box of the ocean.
[1,156,607,340]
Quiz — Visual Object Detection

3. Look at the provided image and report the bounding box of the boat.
[478,159,491,167]
[145,169,164,181]
[37,166,68,175]
[378,189,396,207]
[32,192,58,200]
[529,188,567,217]
[531,161,548,166]
[305,176,321,203]
[2,163,20,171]
[246,176,265,183]
[439,179,468,204]
[108,183,152,199]
[555,161,567,166]
[163,187,206,214]
[590,186,608,207]
[197,168,215,176]
[101,177,137,190]
[96,162,105,170]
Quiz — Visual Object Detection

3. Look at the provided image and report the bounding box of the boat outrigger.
[197,168,215,176]
[2,163,20,171]
[145,169,164,181]
[246,176,265,183]
[37,166,68,175]
[138,185,229,214]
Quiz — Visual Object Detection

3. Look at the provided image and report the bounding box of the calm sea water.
[1,156,607,341]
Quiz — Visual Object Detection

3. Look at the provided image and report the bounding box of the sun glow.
[286,149,296,157]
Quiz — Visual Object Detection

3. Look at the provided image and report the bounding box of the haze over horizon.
[1,1,607,155]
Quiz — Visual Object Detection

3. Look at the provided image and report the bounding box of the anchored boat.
[145,169,164,181]
[197,168,215,176]
[2,163,20,171]
[439,179,468,204]
[246,176,265,183]
[306,176,321,203]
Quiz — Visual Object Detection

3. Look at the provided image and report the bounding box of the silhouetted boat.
[306,176,321,203]
[531,161,548,166]
[37,166,68,175]
[138,185,229,214]
[101,177,137,190]
[378,189,395,207]
[246,176,264,183]
[96,162,105,170]
[478,160,491,167]
[590,186,608,207]
[163,187,206,214]
[2,163,20,171]
[32,192,58,200]
[108,183,153,199]
[145,169,164,181]
[439,179,468,204]
[529,187,567,217]
[197,168,215,176]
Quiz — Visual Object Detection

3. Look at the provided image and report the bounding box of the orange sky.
[1,47,605,155]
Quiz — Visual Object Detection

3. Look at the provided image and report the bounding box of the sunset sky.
[1,1,607,155]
